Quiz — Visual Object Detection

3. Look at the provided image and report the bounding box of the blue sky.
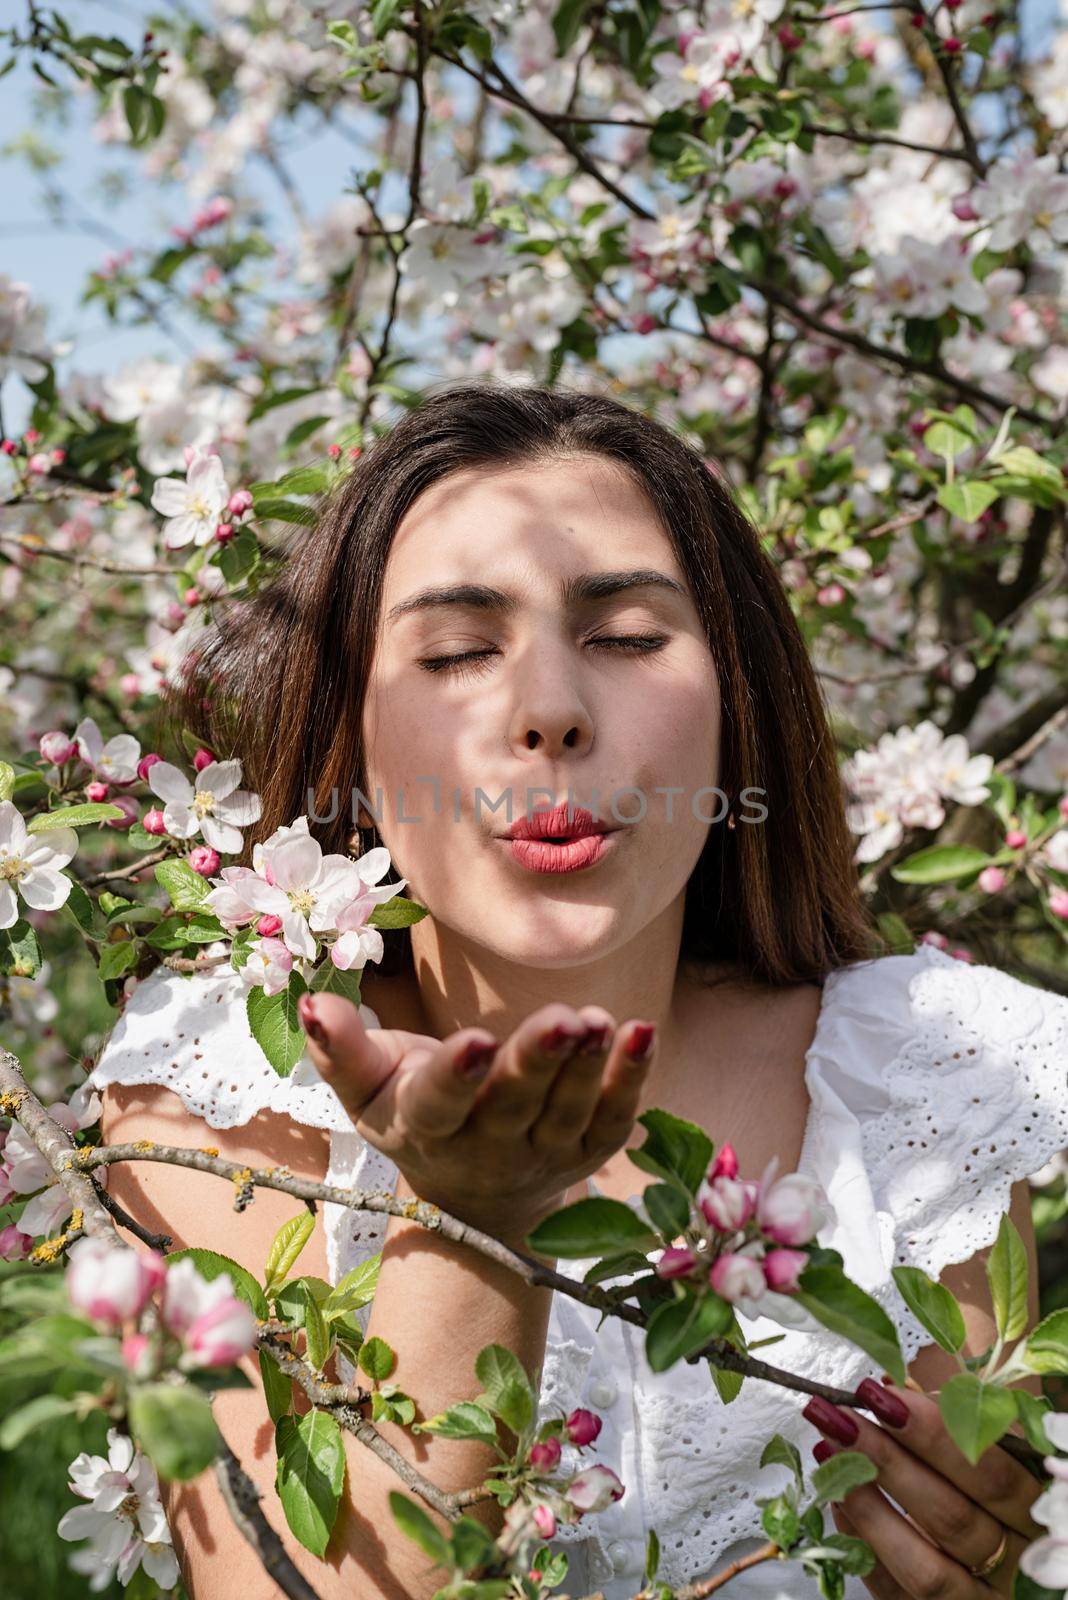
[1,0,1062,432]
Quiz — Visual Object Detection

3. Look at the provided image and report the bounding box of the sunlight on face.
[361,454,721,970]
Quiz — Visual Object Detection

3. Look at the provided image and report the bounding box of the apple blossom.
[256,912,282,936]
[0,1222,33,1260]
[709,1142,739,1181]
[237,830,404,961]
[150,448,231,548]
[105,795,140,830]
[137,752,163,782]
[183,1292,257,1368]
[655,1244,699,1279]
[709,1251,767,1303]
[565,1407,602,1447]
[85,781,109,803]
[0,801,78,930]
[39,731,77,765]
[756,1161,828,1247]
[73,716,141,784]
[699,1174,756,1233]
[193,746,217,771]
[66,1237,166,1328]
[146,757,261,853]
[142,808,167,835]
[763,1247,809,1293]
[532,1502,557,1539]
[58,1428,179,1592]
[564,1463,625,1514]
[529,1436,562,1471]
[188,844,221,876]
[978,865,1006,893]
[239,935,294,995]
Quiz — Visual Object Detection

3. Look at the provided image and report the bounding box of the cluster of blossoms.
[149,444,254,551]
[54,1241,257,1590]
[65,1234,258,1372]
[653,1143,828,1314]
[510,1404,623,1547]
[842,719,994,863]
[0,1081,100,1242]
[204,814,404,990]
[1019,1413,1068,1589]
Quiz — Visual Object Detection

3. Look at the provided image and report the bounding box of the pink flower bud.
[529,1437,562,1471]
[1049,888,1068,920]
[228,489,253,516]
[27,452,50,475]
[1004,828,1027,849]
[920,929,949,950]
[709,1142,739,1181]
[1,439,17,456]
[952,195,979,222]
[699,1175,755,1233]
[51,447,67,465]
[0,1223,33,1260]
[777,23,803,49]
[817,583,846,606]
[193,747,217,772]
[214,522,234,542]
[66,1238,166,1328]
[943,35,962,51]
[256,913,283,937]
[142,807,167,836]
[188,845,220,876]
[185,1295,257,1367]
[328,443,342,460]
[105,795,140,830]
[85,781,110,802]
[656,1245,698,1280]
[756,1168,827,1247]
[137,753,163,782]
[565,1408,602,1447]
[978,865,1006,893]
[121,1331,154,1376]
[183,586,202,607]
[763,1247,808,1293]
[565,1464,624,1517]
[709,1252,767,1303]
[24,428,40,445]
[532,1502,556,1539]
[39,731,77,764]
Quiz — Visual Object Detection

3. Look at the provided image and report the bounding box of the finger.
[831,1504,909,1600]
[863,1379,1043,1540]
[823,1476,988,1600]
[527,1007,622,1152]
[297,991,397,1123]
[580,1020,657,1157]
[465,1005,593,1137]
[805,1394,1012,1575]
[393,1030,503,1140]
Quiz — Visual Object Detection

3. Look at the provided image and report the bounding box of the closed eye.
[418,634,668,679]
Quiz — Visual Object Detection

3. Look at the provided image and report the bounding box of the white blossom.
[57,1428,178,1592]
[146,758,261,853]
[0,801,78,929]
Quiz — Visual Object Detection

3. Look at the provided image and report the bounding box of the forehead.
[383,455,683,594]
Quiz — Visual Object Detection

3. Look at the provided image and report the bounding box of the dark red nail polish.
[299,995,328,1048]
[857,1376,909,1428]
[626,1022,656,1060]
[812,1440,836,1464]
[802,1396,859,1445]
[539,1023,583,1053]
[578,1023,611,1054]
[458,1039,497,1079]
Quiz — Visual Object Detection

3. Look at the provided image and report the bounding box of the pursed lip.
[502,803,616,843]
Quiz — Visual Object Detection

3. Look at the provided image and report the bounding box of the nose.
[507,650,595,760]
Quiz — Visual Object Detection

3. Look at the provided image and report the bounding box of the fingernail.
[457,1038,497,1080]
[577,1023,611,1055]
[626,1022,656,1060]
[857,1376,909,1428]
[298,994,328,1049]
[802,1396,859,1445]
[812,1440,836,1465]
[539,1023,584,1054]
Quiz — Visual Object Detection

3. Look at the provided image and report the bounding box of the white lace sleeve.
[804,941,1068,1363]
[86,960,398,1306]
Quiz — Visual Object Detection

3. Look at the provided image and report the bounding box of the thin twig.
[214,1435,326,1600]
[0,1051,113,1237]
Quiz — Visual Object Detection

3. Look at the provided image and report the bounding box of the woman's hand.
[296,990,656,1239]
[803,1382,1044,1596]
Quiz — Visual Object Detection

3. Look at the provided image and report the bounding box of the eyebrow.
[386,568,688,625]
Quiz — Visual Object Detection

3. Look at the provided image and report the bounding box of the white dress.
[87,942,1068,1598]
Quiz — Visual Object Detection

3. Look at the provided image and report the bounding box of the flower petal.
[148,762,194,805]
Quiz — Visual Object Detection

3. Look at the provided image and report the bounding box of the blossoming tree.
[1,0,1067,1596]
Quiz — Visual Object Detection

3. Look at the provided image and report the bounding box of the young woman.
[89,383,1067,1600]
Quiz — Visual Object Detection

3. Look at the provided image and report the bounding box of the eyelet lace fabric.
[87,945,1068,1599]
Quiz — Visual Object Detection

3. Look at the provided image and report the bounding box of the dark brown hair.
[168,380,877,987]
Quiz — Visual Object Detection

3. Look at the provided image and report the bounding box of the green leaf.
[936,480,999,522]
[145,912,225,949]
[251,498,317,527]
[264,1211,317,1293]
[275,1410,345,1557]
[247,972,309,1077]
[367,895,428,928]
[0,762,14,802]
[388,1490,451,1566]
[155,858,211,910]
[923,417,976,458]
[816,1533,876,1576]
[890,845,992,885]
[493,1378,534,1437]
[412,1401,499,1445]
[525,1196,660,1258]
[629,1108,713,1196]
[762,1493,801,1549]
[760,1434,804,1492]
[166,1247,269,1320]
[986,1214,1029,1344]
[302,1283,332,1373]
[310,962,363,1003]
[323,1253,380,1318]
[1021,1309,1068,1376]
[27,802,123,831]
[710,1362,744,1404]
[63,879,98,935]
[796,1265,906,1385]
[97,938,138,980]
[259,1347,292,1423]
[474,1344,533,1417]
[644,1526,661,1583]
[0,918,42,978]
[130,1383,220,1480]
[274,1276,332,1329]
[645,1290,733,1373]
[1013,1389,1053,1454]
[810,1450,878,1505]
[937,1374,1018,1464]
[644,1182,692,1241]
[891,1266,966,1354]
[357,1335,395,1382]
[0,1393,82,1449]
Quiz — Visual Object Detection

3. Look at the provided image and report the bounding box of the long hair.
[167,381,877,987]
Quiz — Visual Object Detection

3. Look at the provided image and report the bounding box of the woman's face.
[360,454,721,971]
